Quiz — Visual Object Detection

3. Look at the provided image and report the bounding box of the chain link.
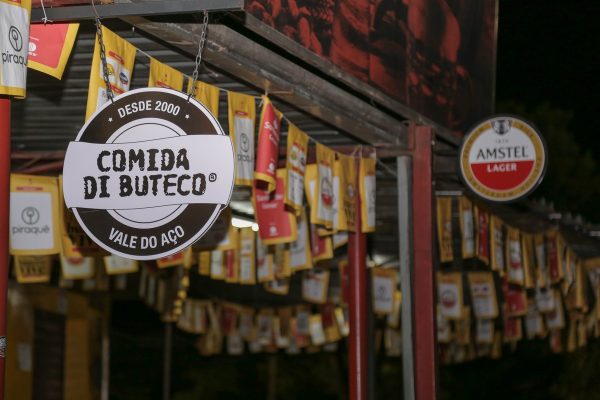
[95,17,114,104]
[187,10,210,102]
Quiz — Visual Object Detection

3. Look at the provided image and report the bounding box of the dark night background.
[497,0,597,149]
[496,0,600,223]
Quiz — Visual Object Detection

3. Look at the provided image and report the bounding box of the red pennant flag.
[254,169,297,245]
[255,96,282,192]
[28,23,79,80]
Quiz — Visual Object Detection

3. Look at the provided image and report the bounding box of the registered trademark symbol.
[209,173,217,182]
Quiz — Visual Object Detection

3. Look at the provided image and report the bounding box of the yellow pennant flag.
[10,174,60,255]
[315,143,335,229]
[302,270,330,304]
[228,91,256,186]
[224,248,240,283]
[86,26,136,119]
[305,163,317,217]
[436,197,453,263]
[61,255,95,280]
[338,154,357,231]
[264,278,291,296]
[188,79,220,117]
[506,226,524,285]
[14,255,52,283]
[284,123,309,214]
[148,57,184,90]
[210,250,225,280]
[459,196,475,258]
[490,216,505,274]
[157,247,192,269]
[0,0,31,97]
[104,254,139,275]
[371,268,397,315]
[28,23,79,80]
[58,175,106,257]
[198,250,211,275]
[239,228,256,285]
[256,236,274,283]
[359,157,376,233]
[289,208,312,272]
[333,158,347,231]
[273,244,291,279]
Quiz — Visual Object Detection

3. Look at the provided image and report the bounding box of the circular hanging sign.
[62,87,235,260]
[459,115,547,203]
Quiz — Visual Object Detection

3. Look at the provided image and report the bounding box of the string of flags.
[435,196,600,362]
[9,24,382,356]
[9,171,397,355]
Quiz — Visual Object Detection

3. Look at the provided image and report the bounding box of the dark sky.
[496,0,599,156]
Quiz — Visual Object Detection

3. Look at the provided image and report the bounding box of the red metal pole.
[0,98,11,400]
[348,157,367,400]
[412,126,437,400]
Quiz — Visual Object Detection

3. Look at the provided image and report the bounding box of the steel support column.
[412,126,437,400]
[397,155,415,400]
[0,98,10,400]
[348,158,368,400]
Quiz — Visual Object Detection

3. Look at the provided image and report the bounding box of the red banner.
[254,169,297,245]
[255,97,282,192]
[28,23,79,80]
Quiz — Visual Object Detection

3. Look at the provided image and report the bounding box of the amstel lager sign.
[459,115,547,203]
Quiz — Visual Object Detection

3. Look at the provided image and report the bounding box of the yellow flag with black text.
[86,27,136,119]
[188,79,220,117]
[359,157,376,233]
[10,174,60,255]
[228,92,256,186]
[0,0,32,97]
[148,57,184,90]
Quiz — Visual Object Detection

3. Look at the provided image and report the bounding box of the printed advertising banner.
[0,0,32,97]
[10,174,60,255]
[246,0,496,132]
[28,23,79,80]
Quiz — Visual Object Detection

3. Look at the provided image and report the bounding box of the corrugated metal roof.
[12,21,361,151]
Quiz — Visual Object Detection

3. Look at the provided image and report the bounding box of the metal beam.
[0,99,10,400]
[31,0,244,22]
[397,155,415,400]
[348,158,368,400]
[412,126,437,400]
[126,20,404,146]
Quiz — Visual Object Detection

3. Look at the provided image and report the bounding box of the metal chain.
[95,17,114,103]
[187,10,210,102]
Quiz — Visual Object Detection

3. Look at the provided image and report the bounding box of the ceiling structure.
[12,16,401,262]
[14,1,600,263]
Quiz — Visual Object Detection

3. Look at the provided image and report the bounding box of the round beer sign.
[62,88,235,260]
[459,115,547,202]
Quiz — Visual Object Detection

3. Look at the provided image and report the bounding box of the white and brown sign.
[63,88,234,260]
[459,115,547,202]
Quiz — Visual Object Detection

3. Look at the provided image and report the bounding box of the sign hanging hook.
[187,10,210,103]
[39,0,53,24]
[92,0,115,104]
